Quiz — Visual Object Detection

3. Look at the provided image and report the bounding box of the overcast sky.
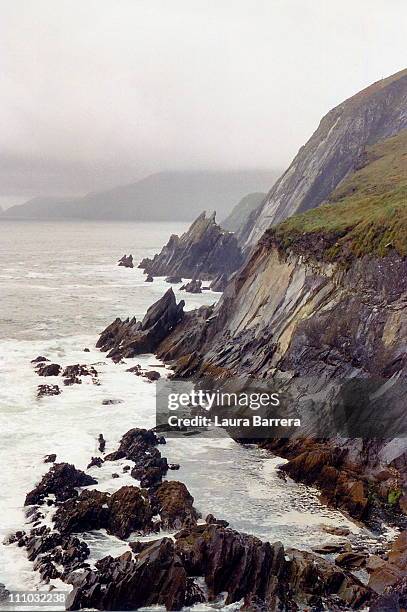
[0,0,406,204]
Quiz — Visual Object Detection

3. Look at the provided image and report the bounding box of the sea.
[0,220,384,608]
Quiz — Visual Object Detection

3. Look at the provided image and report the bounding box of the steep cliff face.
[157,239,407,520]
[139,211,243,281]
[241,68,407,247]
[155,134,407,521]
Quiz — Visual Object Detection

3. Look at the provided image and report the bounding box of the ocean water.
[0,221,380,606]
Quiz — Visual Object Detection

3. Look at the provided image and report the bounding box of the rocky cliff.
[139,211,243,283]
[154,131,407,524]
[241,68,407,247]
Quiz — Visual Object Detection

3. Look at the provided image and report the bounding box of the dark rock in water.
[83,347,90,352]
[126,364,142,374]
[180,278,202,293]
[98,433,106,453]
[31,356,50,364]
[130,446,168,487]
[118,254,133,268]
[112,473,119,479]
[151,481,198,530]
[62,364,98,386]
[169,463,180,470]
[36,363,61,376]
[105,428,164,461]
[63,376,82,386]
[101,398,123,405]
[165,275,182,283]
[96,288,184,362]
[145,274,153,282]
[43,453,57,463]
[105,428,169,487]
[25,463,97,506]
[87,457,103,469]
[139,211,243,283]
[143,369,160,381]
[123,465,130,472]
[37,384,61,398]
[62,364,98,378]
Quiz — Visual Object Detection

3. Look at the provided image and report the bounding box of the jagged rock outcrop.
[96,288,184,362]
[25,463,97,506]
[180,278,202,293]
[118,254,133,268]
[242,67,407,246]
[64,523,371,611]
[139,211,243,282]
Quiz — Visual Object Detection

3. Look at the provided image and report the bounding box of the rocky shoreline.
[7,419,405,611]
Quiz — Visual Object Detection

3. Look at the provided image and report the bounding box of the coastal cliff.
[241,68,407,247]
[154,129,407,524]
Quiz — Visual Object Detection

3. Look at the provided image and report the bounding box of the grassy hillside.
[268,129,407,261]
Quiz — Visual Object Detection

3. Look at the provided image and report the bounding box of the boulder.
[53,486,154,539]
[145,274,153,282]
[152,481,198,530]
[143,369,161,381]
[36,363,61,377]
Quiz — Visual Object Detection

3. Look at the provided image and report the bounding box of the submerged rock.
[37,384,61,398]
[165,275,182,283]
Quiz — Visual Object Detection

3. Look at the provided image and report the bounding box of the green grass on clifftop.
[269,130,407,261]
